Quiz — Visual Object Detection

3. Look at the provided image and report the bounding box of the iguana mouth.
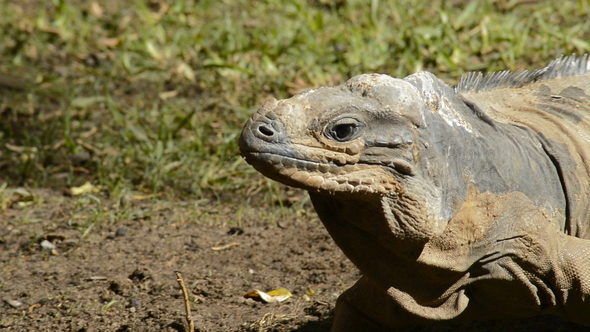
[245,150,413,176]
[243,151,347,174]
[242,150,398,195]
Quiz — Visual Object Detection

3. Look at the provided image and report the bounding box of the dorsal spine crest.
[456,54,590,94]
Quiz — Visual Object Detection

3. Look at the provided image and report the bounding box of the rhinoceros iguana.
[238,55,590,331]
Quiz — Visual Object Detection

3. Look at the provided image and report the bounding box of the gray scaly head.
[239,74,434,196]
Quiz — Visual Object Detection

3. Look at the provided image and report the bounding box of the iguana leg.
[332,276,417,332]
[557,235,590,326]
[332,294,392,332]
[481,221,590,326]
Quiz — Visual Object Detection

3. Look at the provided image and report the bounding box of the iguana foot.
[332,295,392,332]
[332,276,417,332]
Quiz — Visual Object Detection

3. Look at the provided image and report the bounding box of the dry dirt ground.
[0,187,357,332]
[2,188,590,332]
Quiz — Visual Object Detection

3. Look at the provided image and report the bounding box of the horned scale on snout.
[239,55,590,331]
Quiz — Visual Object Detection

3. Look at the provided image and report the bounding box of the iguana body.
[239,55,590,331]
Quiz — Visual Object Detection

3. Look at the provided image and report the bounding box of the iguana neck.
[309,110,568,292]
[405,73,567,225]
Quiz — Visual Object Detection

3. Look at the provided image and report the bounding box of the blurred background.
[1,0,588,202]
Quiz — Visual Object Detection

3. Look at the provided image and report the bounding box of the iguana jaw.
[241,150,398,195]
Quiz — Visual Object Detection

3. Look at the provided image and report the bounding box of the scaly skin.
[239,55,590,331]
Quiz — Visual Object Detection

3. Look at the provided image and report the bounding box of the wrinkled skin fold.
[239,55,590,331]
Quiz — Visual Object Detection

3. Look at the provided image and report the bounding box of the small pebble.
[69,150,91,165]
[40,240,56,252]
[119,194,132,207]
[116,228,128,237]
[130,297,141,310]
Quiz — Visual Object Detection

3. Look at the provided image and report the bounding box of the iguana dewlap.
[239,55,590,331]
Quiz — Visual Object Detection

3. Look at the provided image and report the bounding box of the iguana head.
[239,74,429,196]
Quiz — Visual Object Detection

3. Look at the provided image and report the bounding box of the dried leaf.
[28,303,42,313]
[70,182,100,196]
[90,1,104,18]
[163,161,183,172]
[129,193,161,200]
[4,299,23,308]
[145,41,163,61]
[41,27,73,39]
[6,143,32,153]
[211,242,240,251]
[17,201,34,208]
[71,96,106,108]
[13,188,33,199]
[87,276,108,281]
[158,90,179,100]
[244,288,292,303]
[128,124,149,141]
[164,256,179,267]
[174,62,196,82]
[99,37,120,48]
[79,127,98,138]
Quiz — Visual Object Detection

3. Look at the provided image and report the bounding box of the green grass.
[0,0,589,200]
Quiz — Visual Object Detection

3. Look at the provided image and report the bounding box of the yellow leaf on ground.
[129,193,161,200]
[244,288,292,303]
[70,182,100,196]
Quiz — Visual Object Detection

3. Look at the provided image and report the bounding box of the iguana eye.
[327,118,362,142]
[334,124,354,140]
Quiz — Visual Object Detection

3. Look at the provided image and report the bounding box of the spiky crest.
[456,54,590,94]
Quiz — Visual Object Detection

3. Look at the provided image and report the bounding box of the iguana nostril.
[258,124,274,137]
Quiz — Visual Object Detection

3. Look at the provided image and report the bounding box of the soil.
[2,188,590,332]
[0,187,356,332]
